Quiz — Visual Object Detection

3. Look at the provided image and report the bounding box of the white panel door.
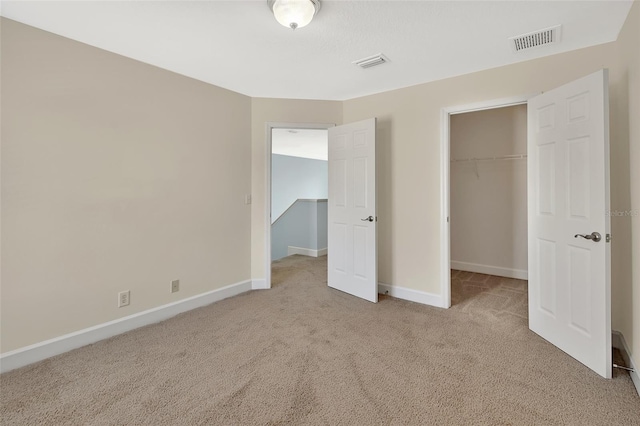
[528,69,611,378]
[328,118,377,302]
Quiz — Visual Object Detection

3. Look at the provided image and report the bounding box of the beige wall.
[250,98,342,279]
[612,0,640,362]
[1,19,252,352]
[450,105,528,276]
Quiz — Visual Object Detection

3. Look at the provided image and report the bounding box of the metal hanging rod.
[450,154,527,163]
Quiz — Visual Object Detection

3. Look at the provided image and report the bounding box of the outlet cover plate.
[118,290,130,308]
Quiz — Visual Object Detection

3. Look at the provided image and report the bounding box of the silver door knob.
[574,232,601,242]
[361,216,374,222]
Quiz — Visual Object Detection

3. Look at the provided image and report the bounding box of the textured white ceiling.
[272,129,328,161]
[1,1,633,100]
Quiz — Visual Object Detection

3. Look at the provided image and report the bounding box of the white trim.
[451,261,528,280]
[440,107,452,308]
[287,246,327,257]
[440,95,532,310]
[265,122,335,290]
[0,280,252,373]
[378,283,445,308]
[442,95,537,116]
[612,330,640,396]
[252,279,268,290]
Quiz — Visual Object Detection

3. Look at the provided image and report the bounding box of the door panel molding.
[528,69,611,378]
[328,118,378,302]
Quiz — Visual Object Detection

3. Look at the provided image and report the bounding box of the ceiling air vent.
[353,53,389,69]
[509,25,562,52]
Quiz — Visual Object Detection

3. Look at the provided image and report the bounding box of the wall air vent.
[509,25,562,52]
[353,53,389,69]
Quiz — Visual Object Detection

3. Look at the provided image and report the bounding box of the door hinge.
[606,234,611,243]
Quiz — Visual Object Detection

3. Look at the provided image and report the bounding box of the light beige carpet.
[1,255,638,425]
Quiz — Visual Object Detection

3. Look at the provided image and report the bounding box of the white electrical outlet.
[245,194,252,205]
[118,290,130,308]
[171,279,180,293]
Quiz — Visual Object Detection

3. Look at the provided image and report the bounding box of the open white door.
[328,118,377,302]
[528,69,611,378]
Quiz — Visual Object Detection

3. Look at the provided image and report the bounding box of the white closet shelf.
[451,154,527,163]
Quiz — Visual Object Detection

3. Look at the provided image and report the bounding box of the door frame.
[263,122,335,289]
[440,95,532,308]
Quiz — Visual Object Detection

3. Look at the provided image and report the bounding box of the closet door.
[528,69,611,378]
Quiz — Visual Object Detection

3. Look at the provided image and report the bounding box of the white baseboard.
[287,246,327,257]
[378,282,445,308]
[451,261,528,280]
[252,278,268,290]
[612,330,640,396]
[0,279,252,374]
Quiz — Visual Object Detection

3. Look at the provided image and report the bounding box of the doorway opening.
[264,122,334,289]
[448,104,529,323]
[440,96,529,313]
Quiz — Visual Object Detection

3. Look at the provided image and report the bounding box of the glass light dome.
[271,0,317,30]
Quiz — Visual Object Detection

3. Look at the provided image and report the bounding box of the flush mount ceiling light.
[268,0,321,30]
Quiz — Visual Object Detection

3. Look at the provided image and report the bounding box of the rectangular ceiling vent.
[353,53,389,69]
[509,25,562,52]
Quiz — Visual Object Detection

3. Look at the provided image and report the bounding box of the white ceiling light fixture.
[268,0,321,30]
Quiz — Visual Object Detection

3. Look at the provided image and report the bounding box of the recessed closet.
[449,104,528,312]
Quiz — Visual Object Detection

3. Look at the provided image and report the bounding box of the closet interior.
[449,104,529,316]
